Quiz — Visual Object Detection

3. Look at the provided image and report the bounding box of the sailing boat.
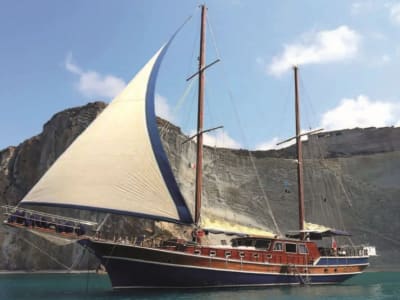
[3,5,375,288]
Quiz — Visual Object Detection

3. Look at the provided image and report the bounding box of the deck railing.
[2,205,97,236]
[318,246,369,257]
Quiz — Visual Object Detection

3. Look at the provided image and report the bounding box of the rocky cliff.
[1,102,399,271]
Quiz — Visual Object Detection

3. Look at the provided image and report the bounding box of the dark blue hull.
[105,256,356,289]
[80,239,365,289]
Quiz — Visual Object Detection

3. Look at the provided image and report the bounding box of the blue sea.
[0,272,399,300]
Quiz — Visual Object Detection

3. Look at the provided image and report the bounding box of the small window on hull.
[298,244,308,254]
[273,242,283,251]
[285,243,297,253]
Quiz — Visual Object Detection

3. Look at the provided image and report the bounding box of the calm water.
[0,272,399,300]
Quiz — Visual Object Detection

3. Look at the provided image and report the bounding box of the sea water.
[0,272,399,300]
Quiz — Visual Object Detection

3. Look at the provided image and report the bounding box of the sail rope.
[158,6,202,139]
[206,14,281,236]
[159,79,196,138]
[180,83,197,138]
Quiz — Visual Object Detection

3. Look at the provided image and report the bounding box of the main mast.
[194,4,206,226]
[294,66,305,236]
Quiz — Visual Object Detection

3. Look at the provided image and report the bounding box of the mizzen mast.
[194,4,207,226]
[294,66,305,236]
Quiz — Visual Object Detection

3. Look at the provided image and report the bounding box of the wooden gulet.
[2,4,374,289]
[76,6,370,288]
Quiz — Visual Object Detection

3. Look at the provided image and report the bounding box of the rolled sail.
[200,216,275,238]
[304,222,350,236]
[286,222,351,239]
[21,45,193,224]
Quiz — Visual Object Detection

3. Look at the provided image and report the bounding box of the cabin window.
[194,249,201,255]
[225,251,231,258]
[285,243,297,253]
[239,252,245,258]
[232,238,255,247]
[210,250,216,257]
[253,253,259,259]
[273,242,283,251]
[255,239,271,250]
[238,239,253,247]
[298,244,308,254]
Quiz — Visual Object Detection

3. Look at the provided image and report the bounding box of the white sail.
[21,45,193,224]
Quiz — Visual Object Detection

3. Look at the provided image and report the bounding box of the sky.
[1,0,400,151]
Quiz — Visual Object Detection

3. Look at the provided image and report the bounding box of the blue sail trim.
[145,37,194,224]
[20,202,191,225]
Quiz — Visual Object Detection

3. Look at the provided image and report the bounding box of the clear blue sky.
[1,0,399,150]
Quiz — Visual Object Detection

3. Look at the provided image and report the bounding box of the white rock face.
[0,102,399,270]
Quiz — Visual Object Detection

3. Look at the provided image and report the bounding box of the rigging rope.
[186,7,200,80]
[275,78,294,145]
[95,213,110,233]
[206,14,221,61]
[307,136,355,246]
[205,14,281,236]
[292,74,356,246]
[299,77,319,130]
[70,245,89,270]
[19,235,71,270]
[15,227,93,272]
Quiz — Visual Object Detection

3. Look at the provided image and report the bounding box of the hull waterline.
[79,239,368,289]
